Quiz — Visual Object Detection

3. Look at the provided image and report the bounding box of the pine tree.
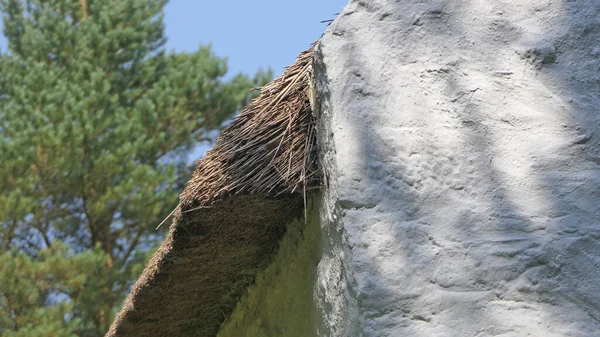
[0,1,270,336]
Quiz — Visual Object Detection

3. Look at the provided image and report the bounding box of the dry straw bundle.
[107,45,321,337]
[179,44,319,212]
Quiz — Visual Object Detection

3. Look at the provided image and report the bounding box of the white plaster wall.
[314,0,600,336]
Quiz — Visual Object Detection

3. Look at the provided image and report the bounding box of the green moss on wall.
[216,200,322,337]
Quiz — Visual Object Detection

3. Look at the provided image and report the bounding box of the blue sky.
[0,1,347,74]
[164,1,348,159]
[0,1,348,159]
[164,0,347,77]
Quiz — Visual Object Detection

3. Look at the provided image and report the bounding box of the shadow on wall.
[316,0,600,336]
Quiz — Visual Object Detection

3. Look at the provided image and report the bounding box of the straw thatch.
[106,45,319,337]
[180,44,319,210]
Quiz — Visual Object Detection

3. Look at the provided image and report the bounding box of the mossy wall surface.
[216,200,322,337]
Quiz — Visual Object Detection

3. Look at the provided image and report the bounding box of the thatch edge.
[106,45,321,337]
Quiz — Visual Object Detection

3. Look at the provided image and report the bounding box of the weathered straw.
[177,44,319,213]
[108,45,321,337]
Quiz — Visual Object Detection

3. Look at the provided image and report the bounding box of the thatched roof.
[106,45,319,337]
[181,45,319,208]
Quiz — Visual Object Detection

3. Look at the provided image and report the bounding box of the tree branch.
[79,0,88,20]
[3,219,18,250]
[120,225,144,267]
[33,212,51,249]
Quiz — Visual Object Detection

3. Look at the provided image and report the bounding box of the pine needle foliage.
[0,1,270,336]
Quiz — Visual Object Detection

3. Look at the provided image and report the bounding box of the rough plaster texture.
[314,0,600,336]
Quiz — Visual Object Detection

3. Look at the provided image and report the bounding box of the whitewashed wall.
[314,0,600,336]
